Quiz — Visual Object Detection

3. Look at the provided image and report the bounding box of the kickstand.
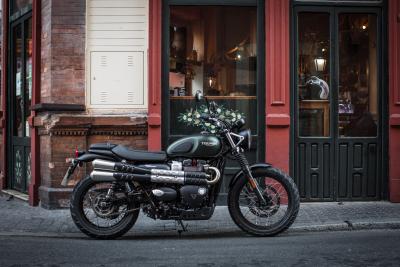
[176,220,188,236]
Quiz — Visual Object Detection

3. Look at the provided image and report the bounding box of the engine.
[143,159,213,220]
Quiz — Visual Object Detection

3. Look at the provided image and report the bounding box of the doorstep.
[1,189,29,201]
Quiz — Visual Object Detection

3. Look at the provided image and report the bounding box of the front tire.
[70,177,139,239]
[228,167,300,236]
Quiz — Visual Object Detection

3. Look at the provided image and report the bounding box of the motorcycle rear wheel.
[228,167,300,236]
[70,177,139,239]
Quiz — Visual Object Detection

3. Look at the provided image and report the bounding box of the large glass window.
[168,6,257,136]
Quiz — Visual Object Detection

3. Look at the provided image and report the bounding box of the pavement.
[1,193,400,238]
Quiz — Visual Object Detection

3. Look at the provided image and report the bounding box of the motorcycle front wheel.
[70,177,139,239]
[228,167,300,236]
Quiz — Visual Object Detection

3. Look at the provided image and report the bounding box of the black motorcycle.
[62,91,300,239]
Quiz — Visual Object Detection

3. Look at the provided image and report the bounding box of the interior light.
[314,57,327,72]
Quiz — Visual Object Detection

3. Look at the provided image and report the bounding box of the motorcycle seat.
[111,145,167,162]
[89,143,117,150]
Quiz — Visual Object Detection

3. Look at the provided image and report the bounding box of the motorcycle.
[62,91,300,239]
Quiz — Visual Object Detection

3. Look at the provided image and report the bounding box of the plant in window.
[178,105,245,133]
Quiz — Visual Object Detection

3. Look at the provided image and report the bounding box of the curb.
[290,221,400,233]
[0,221,399,239]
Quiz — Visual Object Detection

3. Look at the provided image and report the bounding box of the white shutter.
[86,0,148,108]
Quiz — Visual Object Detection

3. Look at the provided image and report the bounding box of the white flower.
[231,113,236,117]
[204,109,208,113]
[194,119,200,125]
[217,108,221,113]
[183,115,187,121]
[231,118,236,122]
[225,110,230,115]
[205,123,210,127]
[237,114,242,119]
[211,130,216,133]
[211,125,216,129]
[196,113,201,118]
[188,118,192,122]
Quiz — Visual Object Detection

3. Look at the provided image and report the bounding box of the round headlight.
[238,129,251,150]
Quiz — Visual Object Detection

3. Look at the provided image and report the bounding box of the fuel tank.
[166,135,222,158]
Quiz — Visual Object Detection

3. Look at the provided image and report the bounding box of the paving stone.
[1,194,400,236]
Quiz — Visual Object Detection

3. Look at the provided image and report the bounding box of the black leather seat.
[111,145,167,162]
[89,143,117,150]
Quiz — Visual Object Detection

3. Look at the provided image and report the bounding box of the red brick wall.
[41,0,85,105]
[36,114,148,208]
[36,1,149,208]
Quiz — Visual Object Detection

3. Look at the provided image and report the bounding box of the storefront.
[0,0,399,208]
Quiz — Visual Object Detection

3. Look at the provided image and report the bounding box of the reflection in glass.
[169,6,257,135]
[338,14,378,137]
[297,13,330,137]
[11,0,32,17]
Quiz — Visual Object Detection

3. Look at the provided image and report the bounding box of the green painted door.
[8,14,32,194]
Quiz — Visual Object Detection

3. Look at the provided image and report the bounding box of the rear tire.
[70,177,139,239]
[228,167,300,236]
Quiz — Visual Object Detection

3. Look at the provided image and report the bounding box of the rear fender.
[229,163,273,189]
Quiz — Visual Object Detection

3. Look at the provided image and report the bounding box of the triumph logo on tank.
[201,141,218,147]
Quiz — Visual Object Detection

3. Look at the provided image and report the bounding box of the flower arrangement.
[178,105,245,133]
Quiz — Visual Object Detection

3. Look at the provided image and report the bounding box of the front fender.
[229,163,273,189]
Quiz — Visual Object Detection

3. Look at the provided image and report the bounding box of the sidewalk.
[1,193,399,238]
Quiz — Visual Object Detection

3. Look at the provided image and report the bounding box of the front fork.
[233,149,267,205]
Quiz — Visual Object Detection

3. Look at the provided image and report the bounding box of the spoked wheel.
[228,167,300,236]
[70,177,139,239]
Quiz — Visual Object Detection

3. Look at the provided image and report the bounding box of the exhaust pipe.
[92,159,211,179]
[90,166,221,186]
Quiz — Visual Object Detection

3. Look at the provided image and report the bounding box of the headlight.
[238,129,251,150]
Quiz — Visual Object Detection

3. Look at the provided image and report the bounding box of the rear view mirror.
[195,90,203,102]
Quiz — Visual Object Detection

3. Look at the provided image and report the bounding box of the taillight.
[75,147,79,158]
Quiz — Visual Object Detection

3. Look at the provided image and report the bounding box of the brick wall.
[41,0,85,105]
[36,1,149,208]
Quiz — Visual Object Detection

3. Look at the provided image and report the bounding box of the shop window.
[168,6,257,135]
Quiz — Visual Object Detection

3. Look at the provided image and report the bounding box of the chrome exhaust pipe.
[92,159,210,179]
[90,170,218,186]
[92,159,116,171]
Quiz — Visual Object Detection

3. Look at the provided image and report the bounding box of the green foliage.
[178,105,245,134]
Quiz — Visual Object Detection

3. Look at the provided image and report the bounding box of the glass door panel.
[25,17,32,138]
[298,13,331,137]
[13,23,24,138]
[338,14,378,137]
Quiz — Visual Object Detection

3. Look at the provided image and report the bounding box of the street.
[0,229,399,267]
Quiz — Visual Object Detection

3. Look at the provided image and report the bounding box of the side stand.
[176,220,188,236]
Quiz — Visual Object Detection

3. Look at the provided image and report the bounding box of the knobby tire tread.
[228,167,300,237]
[70,177,139,239]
